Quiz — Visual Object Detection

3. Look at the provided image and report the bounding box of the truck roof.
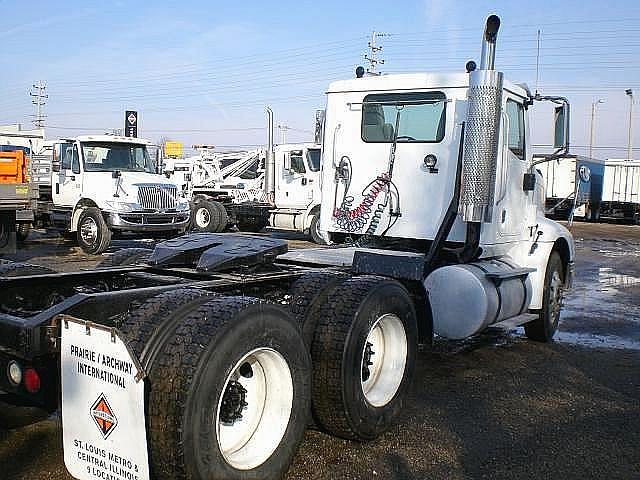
[327,72,529,99]
[67,135,152,145]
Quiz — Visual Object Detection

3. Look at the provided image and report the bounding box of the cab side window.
[506,99,525,160]
[61,144,74,170]
[71,145,80,174]
[289,153,306,174]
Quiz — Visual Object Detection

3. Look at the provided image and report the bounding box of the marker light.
[23,368,41,393]
[424,154,438,168]
[7,361,22,386]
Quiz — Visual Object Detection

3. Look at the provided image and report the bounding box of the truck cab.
[270,142,323,241]
[49,135,190,253]
[319,29,574,330]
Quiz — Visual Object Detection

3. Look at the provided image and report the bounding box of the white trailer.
[0,16,575,480]
[600,159,640,222]
[536,154,605,221]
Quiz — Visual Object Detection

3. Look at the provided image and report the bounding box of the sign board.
[164,141,183,158]
[61,316,150,480]
[125,110,138,138]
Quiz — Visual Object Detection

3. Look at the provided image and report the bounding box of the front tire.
[309,213,324,244]
[76,207,112,254]
[525,251,565,342]
[143,296,311,480]
[310,276,417,440]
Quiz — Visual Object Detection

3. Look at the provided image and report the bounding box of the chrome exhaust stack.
[264,107,276,201]
[460,15,503,223]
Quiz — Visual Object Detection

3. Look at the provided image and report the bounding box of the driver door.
[278,150,311,209]
[52,142,83,208]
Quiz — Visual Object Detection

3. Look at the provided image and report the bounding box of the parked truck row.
[161,110,325,243]
[0,16,575,480]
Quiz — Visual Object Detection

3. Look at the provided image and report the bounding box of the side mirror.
[553,104,570,150]
[283,153,291,172]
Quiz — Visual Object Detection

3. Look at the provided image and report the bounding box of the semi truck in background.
[163,122,325,242]
[0,16,575,480]
[28,135,190,254]
[536,154,604,221]
[600,159,640,223]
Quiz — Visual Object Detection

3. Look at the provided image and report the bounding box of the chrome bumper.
[106,211,190,232]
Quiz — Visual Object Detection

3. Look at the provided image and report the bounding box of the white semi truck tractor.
[0,16,573,480]
[35,135,190,254]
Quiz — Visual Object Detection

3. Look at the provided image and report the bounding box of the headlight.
[105,200,136,212]
[176,199,190,211]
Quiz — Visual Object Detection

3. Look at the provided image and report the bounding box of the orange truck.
[0,150,37,252]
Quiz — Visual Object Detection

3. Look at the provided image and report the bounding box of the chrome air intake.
[460,15,502,223]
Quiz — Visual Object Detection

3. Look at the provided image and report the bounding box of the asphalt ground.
[0,222,638,479]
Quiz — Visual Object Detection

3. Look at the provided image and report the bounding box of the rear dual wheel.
[122,292,310,480]
[192,199,228,233]
[293,274,418,441]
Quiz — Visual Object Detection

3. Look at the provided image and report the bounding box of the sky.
[1,0,639,159]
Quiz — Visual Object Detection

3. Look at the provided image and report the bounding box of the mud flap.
[60,315,150,480]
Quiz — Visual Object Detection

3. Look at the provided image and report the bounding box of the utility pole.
[30,81,48,128]
[626,89,634,161]
[364,31,387,76]
[589,99,604,159]
[277,124,289,144]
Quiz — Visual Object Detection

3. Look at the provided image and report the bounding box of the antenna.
[364,31,387,76]
[534,30,541,96]
[30,80,48,128]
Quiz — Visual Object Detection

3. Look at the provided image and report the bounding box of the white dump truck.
[163,131,325,242]
[32,135,190,253]
[0,16,574,480]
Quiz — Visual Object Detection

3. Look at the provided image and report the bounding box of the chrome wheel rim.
[361,313,407,407]
[216,348,293,470]
[549,269,563,326]
[80,217,98,245]
[195,207,210,228]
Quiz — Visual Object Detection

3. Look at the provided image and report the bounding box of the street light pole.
[626,89,634,161]
[589,99,604,159]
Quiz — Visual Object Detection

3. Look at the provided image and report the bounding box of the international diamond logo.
[90,393,118,439]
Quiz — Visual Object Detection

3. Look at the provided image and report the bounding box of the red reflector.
[23,368,41,393]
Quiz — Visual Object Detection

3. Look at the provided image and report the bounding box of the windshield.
[306,149,321,172]
[81,142,155,173]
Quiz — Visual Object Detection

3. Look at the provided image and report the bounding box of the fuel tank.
[423,259,533,339]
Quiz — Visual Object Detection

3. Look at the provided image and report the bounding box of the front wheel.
[76,207,112,255]
[309,213,325,244]
[525,251,565,342]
